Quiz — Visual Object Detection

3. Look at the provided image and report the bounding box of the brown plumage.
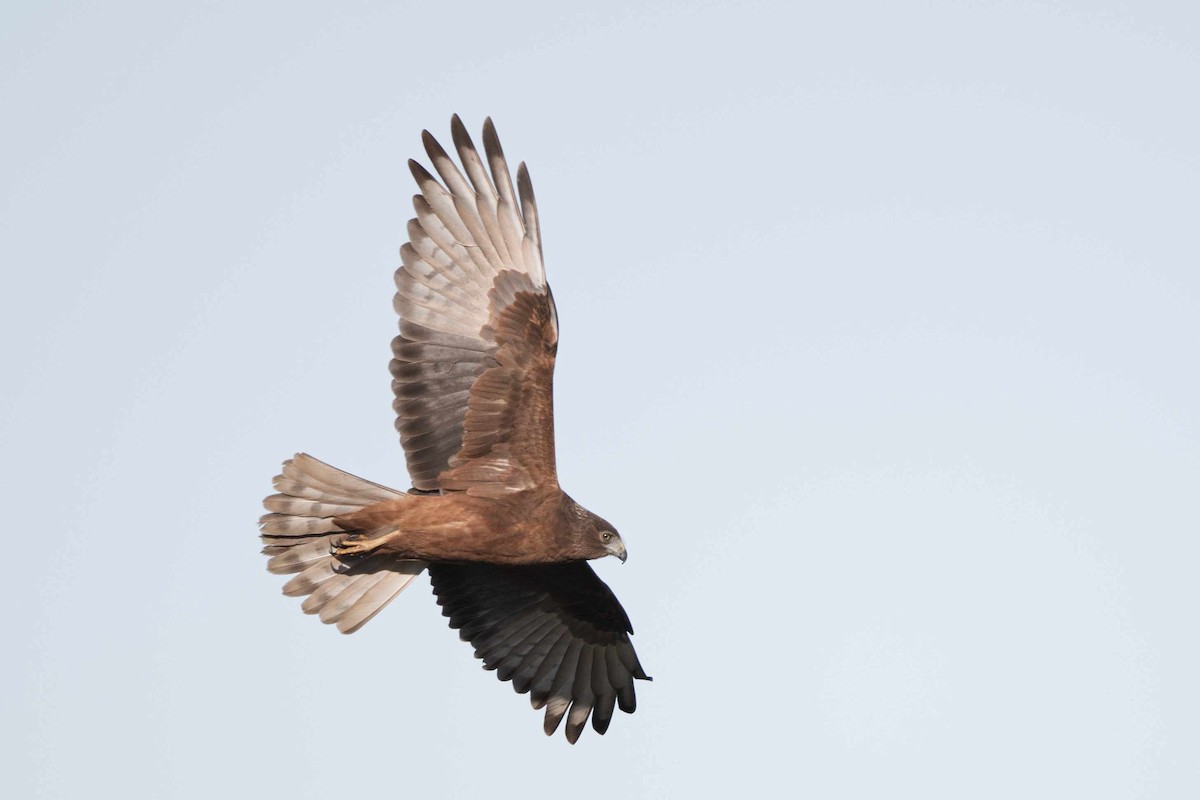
[259,116,649,743]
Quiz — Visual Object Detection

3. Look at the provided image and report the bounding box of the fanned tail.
[259,453,427,633]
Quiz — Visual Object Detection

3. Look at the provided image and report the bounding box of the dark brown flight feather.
[258,116,648,743]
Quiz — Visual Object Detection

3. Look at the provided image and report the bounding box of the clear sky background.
[3,1,1197,797]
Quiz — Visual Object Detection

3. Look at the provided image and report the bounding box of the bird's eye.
[601,532,612,542]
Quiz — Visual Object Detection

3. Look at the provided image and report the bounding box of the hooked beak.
[611,540,627,564]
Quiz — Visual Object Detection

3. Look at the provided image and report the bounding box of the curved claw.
[330,535,368,557]
[329,528,400,559]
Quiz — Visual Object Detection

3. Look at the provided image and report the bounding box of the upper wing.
[393,116,559,494]
[427,561,651,744]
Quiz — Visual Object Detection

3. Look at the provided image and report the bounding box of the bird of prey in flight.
[259,116,650,743]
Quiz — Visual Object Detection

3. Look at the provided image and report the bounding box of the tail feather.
[271,476,364,505]
[266,536,337,575]
[338,568,423,632]
[316,570,392,625]
[260,514,342,537]
[280,454,401,503]
[282,557,342,596]
[260,453,427,634]
[262,495,363,518]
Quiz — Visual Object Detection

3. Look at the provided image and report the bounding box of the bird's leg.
[330,527,403,558]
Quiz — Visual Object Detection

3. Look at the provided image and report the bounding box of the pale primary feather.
[392,115,550,491]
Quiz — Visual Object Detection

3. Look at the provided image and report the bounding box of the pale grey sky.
[3,1,1198,798]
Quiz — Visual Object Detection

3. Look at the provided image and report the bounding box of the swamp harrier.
[259,117,649,743]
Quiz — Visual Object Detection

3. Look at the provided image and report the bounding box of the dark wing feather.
[428,561,650,744]
[393,116,557,492]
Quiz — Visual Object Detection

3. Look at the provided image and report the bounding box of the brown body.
[259,117,646,744]
[335,491,605,565]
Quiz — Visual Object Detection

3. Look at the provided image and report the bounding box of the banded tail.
[259,453,426,633]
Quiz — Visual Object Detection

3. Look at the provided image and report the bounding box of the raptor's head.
[569,501,627,563]
[595,525,627,563]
